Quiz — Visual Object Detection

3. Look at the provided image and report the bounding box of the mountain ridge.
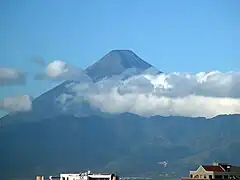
[1,113,240,180]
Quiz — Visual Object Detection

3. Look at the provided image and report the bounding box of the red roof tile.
[202,165,225,172]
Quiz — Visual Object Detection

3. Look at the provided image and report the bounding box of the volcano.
[1,50,162,125]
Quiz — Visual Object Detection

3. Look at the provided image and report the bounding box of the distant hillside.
[1,113,240,180]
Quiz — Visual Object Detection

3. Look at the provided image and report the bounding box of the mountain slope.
[1,50,161,125]
[1,114,240,180]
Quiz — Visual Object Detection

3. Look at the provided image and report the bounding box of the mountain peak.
[86,50,156,81]
[108,49,134,53]
[99,49,152,69]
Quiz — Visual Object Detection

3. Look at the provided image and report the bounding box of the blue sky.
[0,0,240,116]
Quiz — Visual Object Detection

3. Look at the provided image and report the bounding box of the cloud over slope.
[59,71,240,118]
[35,60,92,82]
[0,95,32,113]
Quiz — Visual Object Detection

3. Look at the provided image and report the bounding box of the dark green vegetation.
[1,113,240,180]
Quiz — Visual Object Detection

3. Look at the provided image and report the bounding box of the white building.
[46,171,119,180]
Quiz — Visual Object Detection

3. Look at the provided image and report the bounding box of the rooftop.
[202,165,225,172]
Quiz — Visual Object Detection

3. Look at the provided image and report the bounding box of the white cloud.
[35,60,92,82]
[0,95,32,113]
[59,71,240,118]
[0,68,26,86]
[56,93,73,105]
[45,60,69,78]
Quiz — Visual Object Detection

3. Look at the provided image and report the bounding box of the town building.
[181,163,240,180]
[36,171,119,180]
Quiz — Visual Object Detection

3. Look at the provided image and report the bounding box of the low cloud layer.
[35,60,92,82]
[59,71,240,118]
[0,68,26,86]
[0,95,32,113]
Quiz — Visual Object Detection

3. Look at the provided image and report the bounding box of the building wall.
[60,174,83,180]
[36,176,44,180]
[190,166,214,179]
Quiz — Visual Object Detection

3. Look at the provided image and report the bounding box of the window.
[194,175,199,178]
[215,175,222,179]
